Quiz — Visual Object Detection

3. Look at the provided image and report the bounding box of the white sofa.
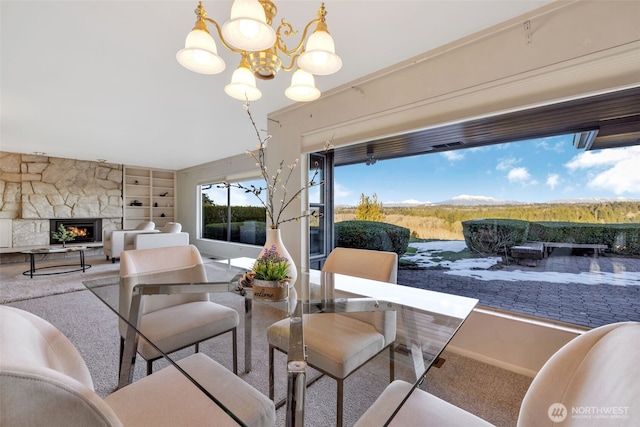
[103,221,157,263]
[126,231,189,250]
[0,305,275,427]
[123,222,188,251]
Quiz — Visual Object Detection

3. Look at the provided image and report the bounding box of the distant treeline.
[335,202,640,240]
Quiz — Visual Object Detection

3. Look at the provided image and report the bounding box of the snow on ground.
[404,240,640,286]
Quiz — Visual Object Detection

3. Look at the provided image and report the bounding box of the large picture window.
[200,178,267,245]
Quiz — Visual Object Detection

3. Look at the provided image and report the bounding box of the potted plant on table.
[51,224,77,248]
[243,245,291,301]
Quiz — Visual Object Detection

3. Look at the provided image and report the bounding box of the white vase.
[258,228,297,289]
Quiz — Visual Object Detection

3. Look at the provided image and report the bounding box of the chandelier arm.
[202,17,244,54]
[275,17,321,57]
[279,54,301,73]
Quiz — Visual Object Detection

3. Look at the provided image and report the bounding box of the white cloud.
[441,151,464,161]
[565,146,640,195]
[308,186,320,202]
[535,139,565,153]
[507,167,531,183]
[565,146,640,170]
[546,173,560,190]
[333,182,353,205]
[230,186,259,206]
[496,157,520,171]
[589,157,640,195]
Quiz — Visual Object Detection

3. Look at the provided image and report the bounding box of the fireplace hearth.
[50,219,102,244]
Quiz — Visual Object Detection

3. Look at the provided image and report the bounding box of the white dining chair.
[355,321,640,426]
[0,305,275,427]
[119,245,239,376]
[267,247,398,427]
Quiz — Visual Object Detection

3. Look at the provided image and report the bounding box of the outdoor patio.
[398,241,640,328]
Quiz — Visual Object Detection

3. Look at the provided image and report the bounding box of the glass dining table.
[84,258,478,426]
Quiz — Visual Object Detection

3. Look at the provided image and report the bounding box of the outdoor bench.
[510,242,544,265]
[510,241,609,265]
[542,242,608,258]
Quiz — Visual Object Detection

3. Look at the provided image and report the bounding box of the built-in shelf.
[123,167,176,229]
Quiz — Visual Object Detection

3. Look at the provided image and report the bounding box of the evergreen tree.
[355,193,385,222]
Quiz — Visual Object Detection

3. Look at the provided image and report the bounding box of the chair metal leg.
[337,379,344,427]
[269,345,275,400]
[118,337,124,379]
[232,328,238,375]
[389,345,395,382]
[147,360,152,376]
[195,342,199,353]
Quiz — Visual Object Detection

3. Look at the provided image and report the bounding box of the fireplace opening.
[50,219,102,245]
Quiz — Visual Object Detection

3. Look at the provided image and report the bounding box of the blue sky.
[334,135,640,206]
[204,134,640,207]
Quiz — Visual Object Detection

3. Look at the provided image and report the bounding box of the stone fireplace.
[49,218,103,245]
[0,152,123,248]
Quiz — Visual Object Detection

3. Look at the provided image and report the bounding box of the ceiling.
[1,0,557,170]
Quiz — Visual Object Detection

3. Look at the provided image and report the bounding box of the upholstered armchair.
[355,321,640,426]
[267,247,399,427]
[124,222,189,251]
[119,245,240,376]
[103,221,156,263]
[0,305,275,427]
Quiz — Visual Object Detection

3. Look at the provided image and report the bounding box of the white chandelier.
[176,0,342,102]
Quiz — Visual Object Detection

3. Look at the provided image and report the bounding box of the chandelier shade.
[297,26,341,75]
[221,0,276,51]
[285,69,320,102]
[177,1,342,102]
[176,29,226,74]
[225,57,262,101]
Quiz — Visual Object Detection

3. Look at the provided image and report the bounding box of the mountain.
[383,199,431,207]
[341,196,640,208]
[433,194,522,206]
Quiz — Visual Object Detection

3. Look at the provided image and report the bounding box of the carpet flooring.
[1,255,532,426]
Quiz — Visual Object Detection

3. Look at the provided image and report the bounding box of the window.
[309,152,334,270]
[200,178,267,245]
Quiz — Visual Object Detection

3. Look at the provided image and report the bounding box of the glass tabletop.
[83,261,478,426]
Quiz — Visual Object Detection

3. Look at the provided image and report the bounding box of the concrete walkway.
[398,252,640,328]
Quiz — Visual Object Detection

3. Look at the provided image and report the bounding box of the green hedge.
[202,205,267,225]
[203,221,267,245]
[335,220,410,256]
[202,205,267,244]
[462,219,640,256]
[462,219,529,255]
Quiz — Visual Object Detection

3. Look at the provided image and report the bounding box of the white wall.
[175,0,639,372]
[265,0,640,269]
[177,0,640,264]
[449,308,586,377]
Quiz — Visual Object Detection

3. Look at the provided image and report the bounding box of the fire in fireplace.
[49,219,102,244]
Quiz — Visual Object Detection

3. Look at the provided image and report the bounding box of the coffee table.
[84,263,478,426]
[22,246,90,278]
